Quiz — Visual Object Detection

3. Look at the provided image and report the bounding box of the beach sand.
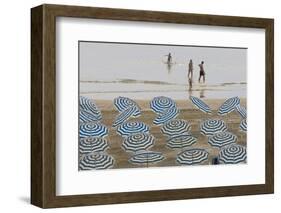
[80,98,247,169]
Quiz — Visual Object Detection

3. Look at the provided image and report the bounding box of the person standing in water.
[188,59,193,81]
[198,61,205,83]
[166,53,172,64]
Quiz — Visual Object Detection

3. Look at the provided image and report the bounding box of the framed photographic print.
[31,4,274,208]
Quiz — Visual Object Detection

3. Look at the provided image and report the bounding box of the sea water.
[79,42,247,100]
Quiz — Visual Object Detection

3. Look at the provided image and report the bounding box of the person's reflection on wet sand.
[188,78,193,97]
[166,62,172,73]
[199,88,205,98]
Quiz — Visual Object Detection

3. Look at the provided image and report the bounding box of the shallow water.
[80,81,246,100]
[79,42,247,100]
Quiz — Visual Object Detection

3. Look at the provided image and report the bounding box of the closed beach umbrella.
[112,106,140,128]
[153,107,179,125]
[79,96,102,120]
[79,153,114,170]
[122,133,155,153]
[79,137,109,155]
[79,110,101,123]
[200,119,227,136]
[114,96,140,116]
[129,151,165,166]
[240,119,247,132]
[177,148,209,165]
[235,104,247,119]
[117,121,149,137]
[218,96,240,115]
[167,134,197,149]
[218,144,247,164]
[190,96,212,114]
[208,132,237,148]
[79,122,108,138]
[161,119,191,137]
[150,96,176,114]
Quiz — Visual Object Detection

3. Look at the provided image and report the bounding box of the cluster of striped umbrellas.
[79,96,114,170]
[112,97,165,166]
[199,118,246,164]
[150,96,179,125]
[190,96,247,135]
[79,95,247,169]
[217,96,247,133]
[113,97,141,127]
[118,121,165,166]
[160,119,210,166]
[161,119,196,149]
[79,96,102,122]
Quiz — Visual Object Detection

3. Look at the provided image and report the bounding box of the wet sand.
[82,98,246,169]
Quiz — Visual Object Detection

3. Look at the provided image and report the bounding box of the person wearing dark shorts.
[198,61,205,83]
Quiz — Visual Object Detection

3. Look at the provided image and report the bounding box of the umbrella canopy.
[79,96,102,120]
[218,96,240,115]
[114,96,140,116]
[129,151,165,165]
[79,153,115,170]
[235,104,247,119]
[208,132,237,148]
[218,144,247,164]
[200,119,227,136]
[189,96,212,114]
[166,134,197,149]
[122,133,155,153]
[79,122,108,138]
[161,119,191,137]
[153,107,179,125]
[117,121,149,137]
[177,148,209,165]
[79,137,109,155]
[240,119,247,132]
[79,109,101,123]
[150,96,176,114]
[112,106,140,128]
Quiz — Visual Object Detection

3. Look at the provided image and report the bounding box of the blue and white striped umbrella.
[200,119,227,136]
[161,119,191,137]
[218,96,240,115]
[112,106,140,128]
[176,149,209,165]
[190,96,212,114]
[122,133,155,153]
[114,96,140,116]
[79,153,114,170]
[79,137,109,155]
[153,107,179,125]
[79,96,102,120]
[79,110,101,123]
[208,132,237,148]
[167,134,197,149]
[117,121,149,137]
[235,104,247,119]
[219,144,247,164]
[129,151,164,165]
[240,119,247,132]
[79,122,108,138]
[150,96,176,114]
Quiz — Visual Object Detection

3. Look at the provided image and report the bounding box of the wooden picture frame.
[31,4,274,208]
